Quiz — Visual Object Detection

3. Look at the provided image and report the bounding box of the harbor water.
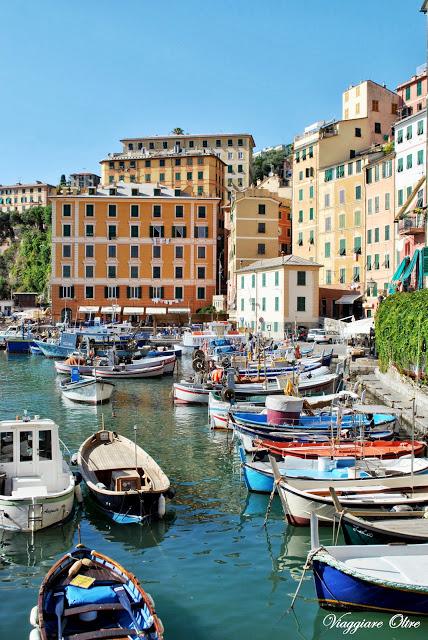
[1,351,427,639]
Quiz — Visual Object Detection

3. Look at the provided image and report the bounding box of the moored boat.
[30,544,164,639]
[94,363,165,379]
[77,429,173,523]
[254,438,426,459]
[0,415,75,532]
[60,375,114,405]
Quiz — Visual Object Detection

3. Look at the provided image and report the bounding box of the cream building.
[236,256,321,339]
[0,181,55,213]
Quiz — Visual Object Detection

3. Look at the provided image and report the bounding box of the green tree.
[59,174,67,185]
[253,147,291,184]
[171,127,184,135]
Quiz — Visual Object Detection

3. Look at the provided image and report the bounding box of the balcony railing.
[398,213,426,235]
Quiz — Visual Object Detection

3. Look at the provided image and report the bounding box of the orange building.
[50,182,220,323]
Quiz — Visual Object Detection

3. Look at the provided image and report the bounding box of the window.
[131,204,139,218]
[172,225,186,238]
[309,230,314,245]
[339,238,346,255]
[339,214,345,229]
[150,225,164,238]
[298,189,303,201]
[366,167,373,184]
[325,242,331,258]
[309,186,314,198]
[297,297,306,312]
[417,80,422,97]
[261,273,266,287]
[197,205,206,218]
[174,286,183,300]
[85,285,94,299]
[297,271,306,286]
[197,186,203,196]
[257,243,265,255]
[240,299,244,311]
[336,165,344,179]
[397,129,403,144]
[20,431,33,462]
[63,224,71,237]
[418,149,424,165]
[152,245,161,259]
[175,172,181,180]
[85,204,94,217]
[108,245,116,258]
[398,189,403,206]
[339,189,345,204]
[63,244,71,258]
[153,266,161,279]
[59,285,74,299]
[105,285,119,299]
[355,127,361,137]
[241,276,245,289]
[159,173,165,182]
[108,225,116,239]
[406,125,413,140]
[324,193,330,207]
[354,210,361,226]
[173,266,182,279]
[130,266,139,279]
[374,122,381,134]
[384,225,390,241]
[353,266,360,282]
[197,266,205,279]
[367,255,372,270]
[372,99,379,112]
[367,229,372,244]
[130,225,139,238]
[418,120,424,135]
[107,265,116,278]
[194,226,208,238]
[131,245,139,258]
[324,168,333,182]
[127,286,142,299]
[197,287,205,300]
[355,185,361,200]
[309,207,314,220]
[348,162,353,176]
[417,189,424,207]
[298,232,303,246]
[356,160,362,173]
[354,236,362,253]
[325,217,331,231]
[385,254,390,268]
[326,270,332,285]
[374,196,379,213]
[258,204,266,215]
[383,160,393,178]
[339,268,346,284]
[397,158,404,173]
[175,246,183,259]
[374,254,380,270]
[62,265,71,278]
[274,271,279,286]
[258,222,265,233]
[298,210,303,223]
[153,204,161,218]
[175,205,184,218]
[405,86,411,100]
[274,297,279,311]
[374,227,379,243]
[108,204,116,217]
[63,204,71,217]
[85,244,94,258]
[385,193,390,210]
[407,154,413,169]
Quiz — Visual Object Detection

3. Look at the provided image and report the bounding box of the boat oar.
[54,592,65,640]
[114,586,148,637]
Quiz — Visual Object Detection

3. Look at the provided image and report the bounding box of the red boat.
[254,439,426,459]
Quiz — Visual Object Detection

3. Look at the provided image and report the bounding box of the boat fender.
[165,487,176,499]
[29,606,39,627]
[157,618,165,634]
[68,559,83,579]
[146,593,155,609]
[96,482,107,490]
[390,504,413,513]
[192,358,205,372]
[74,484,83,504]
[158,494,166,518]
[29,628,41,640]
[221,387,235,402]
[194,349,205,360]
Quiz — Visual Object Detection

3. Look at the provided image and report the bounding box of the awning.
[79,306,100,313]
[123,307,145,315]
[335,294,362,305]
[145,307,167,315]
[168,307,191,314]
[101,306,122,314]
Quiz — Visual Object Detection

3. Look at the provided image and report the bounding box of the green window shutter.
[309,186,314,198]
[275,271,279,286]
[240,276,244,289]
[274,297,279,311]
[251,274,255,288]
[418,150,424,165]
[309,207,314,220]
[423,247,428,275]
[325,242,330,258]
[298,210,303,223]
[374,228,379,242]
[385,225,390,241]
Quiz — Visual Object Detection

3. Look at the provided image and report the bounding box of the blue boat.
[5,336,35,353]
[309,513,428,615]
[232,410,396,431]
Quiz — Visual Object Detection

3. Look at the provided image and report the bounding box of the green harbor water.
[0,351,427,640]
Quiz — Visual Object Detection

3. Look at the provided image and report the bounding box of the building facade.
[396,64,428,116]
[0,182,54,212]
[69,173,101,189]
[236,256,321,339]
[116,132,255,194]
[50,183,220,322]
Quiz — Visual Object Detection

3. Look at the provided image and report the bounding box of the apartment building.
[69,173,101,189]
[100,149,225,200]
[116,132,255,194]
[50,182,220,322]
[236,256,321,339]
[365,153,395,314]
[395,108,427,268]
[256,174,292,254]
[0,181,55,213]
[226,188,285,318]
[397,64,428,115]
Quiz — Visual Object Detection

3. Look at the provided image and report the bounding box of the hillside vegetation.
[0,205,51,300]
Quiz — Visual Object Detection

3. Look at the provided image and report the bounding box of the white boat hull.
[0,483,75,532]
[61,378,114,404]
[173,383,213,404]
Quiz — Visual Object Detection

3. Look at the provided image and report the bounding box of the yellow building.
[100,150,225,200]
[116,132,255,194]
[226,187,283,318]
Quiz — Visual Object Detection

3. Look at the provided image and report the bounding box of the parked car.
[307,328,332,344]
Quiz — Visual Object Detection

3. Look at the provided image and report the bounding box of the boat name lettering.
[322,613,383,634]
[389,615,420,629]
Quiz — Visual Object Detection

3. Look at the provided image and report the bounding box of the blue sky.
[0,0,426,185]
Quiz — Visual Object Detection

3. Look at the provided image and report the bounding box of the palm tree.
[171,127,184,135]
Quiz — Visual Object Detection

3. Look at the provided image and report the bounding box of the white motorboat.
[0,415,76,532]
[60,375,114,404]
[94,362,165,379]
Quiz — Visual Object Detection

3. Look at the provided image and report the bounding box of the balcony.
[398,213,426,236]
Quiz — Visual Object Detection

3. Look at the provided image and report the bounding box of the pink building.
[396,64,428,116]
[364,153,395,316]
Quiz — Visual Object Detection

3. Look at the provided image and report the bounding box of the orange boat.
[254,439,426,459]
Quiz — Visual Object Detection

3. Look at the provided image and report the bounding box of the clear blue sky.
[0,0,426,185]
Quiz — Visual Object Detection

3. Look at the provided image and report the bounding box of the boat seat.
[65,628,138,640]
[64,600,145,617]
[12,485,48,497]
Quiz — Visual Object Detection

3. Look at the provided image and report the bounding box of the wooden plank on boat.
[65,628,138,640]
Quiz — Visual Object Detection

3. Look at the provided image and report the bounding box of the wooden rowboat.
[254,439,426,459]
[30,544,164,639]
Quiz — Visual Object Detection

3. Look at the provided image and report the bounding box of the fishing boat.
[55,358,95,376]
[30,543,164,639]
[308,513,428,615]
[77,429,173,523]
[239,450,428,493]
[94,363,165,379]
[60,374,114,405]
[0,415,76,532]
[270,457,428,526]
[254,438,426,459]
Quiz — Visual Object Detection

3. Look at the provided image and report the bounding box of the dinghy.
[309,513,428,615]
[60,375,114,405]
[30,543,164,639]
[77,429,173,523]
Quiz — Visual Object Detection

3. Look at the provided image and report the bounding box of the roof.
[0,182,54,189]
[120,133,256,147]
[237,255,322,273]
[51,182,220,200]
[70,173,101,177]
